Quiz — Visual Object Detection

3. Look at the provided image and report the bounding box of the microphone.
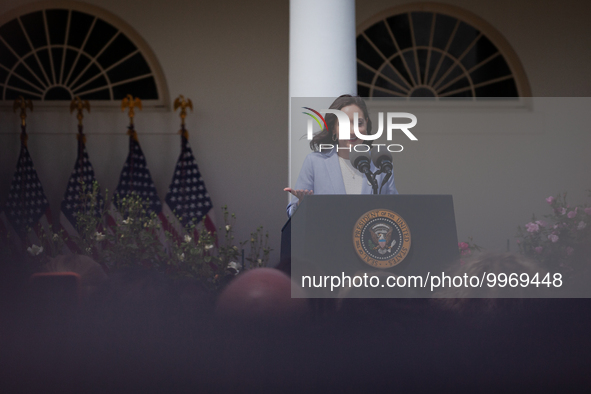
[349,150,378,194]
[349,150,372,174]
[371,148,393,174]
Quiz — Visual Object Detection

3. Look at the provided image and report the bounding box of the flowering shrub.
[241,226,272,269]
[102,193,169,270]
[0,220,68,273]
[2,181,272,291]
[458,237,483,264]
[516,190,591,273]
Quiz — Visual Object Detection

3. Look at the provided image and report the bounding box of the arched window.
[357,3,531,98]
[0,1,168,108]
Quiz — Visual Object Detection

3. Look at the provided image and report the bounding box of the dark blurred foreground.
[1,263,590,394]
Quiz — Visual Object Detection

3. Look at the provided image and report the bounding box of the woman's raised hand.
[284,188,313,204]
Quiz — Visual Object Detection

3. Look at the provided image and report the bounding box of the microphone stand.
[350,151,380,194]
[375,160,393,195]
[356,159,379,194]
[379,172,391,195]
[367,170,379,195]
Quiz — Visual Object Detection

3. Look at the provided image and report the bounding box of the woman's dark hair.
[310,95,372,152]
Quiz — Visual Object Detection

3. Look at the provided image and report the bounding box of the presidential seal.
[353,209,411,269]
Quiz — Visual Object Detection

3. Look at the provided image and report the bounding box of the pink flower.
[567,210,577,219]
[566,246,574,256]
[548,234,559,243]
[525,222,540,233]
[585,207,591,216]
[535,220,548,227]
[458,242,471,256]
[559,207,567,215]
[534,246,543,254]
[546,196,555,204]
[578,221,587,230]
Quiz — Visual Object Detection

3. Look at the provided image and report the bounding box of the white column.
[289,0,357,97]
[289,0,357,187]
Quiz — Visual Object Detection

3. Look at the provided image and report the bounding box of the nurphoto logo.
[302,107,418,152]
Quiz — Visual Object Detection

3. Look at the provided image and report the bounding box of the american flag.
[0,134,52,250]
[163,130,216,239]
[59,133,104,250]
[110,127,169,239]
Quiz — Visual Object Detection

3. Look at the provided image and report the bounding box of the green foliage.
[104,193,168,269]
[37,226,66,259]
[241,225,273,269]
[20,181,274,292]
[165,222,218,286]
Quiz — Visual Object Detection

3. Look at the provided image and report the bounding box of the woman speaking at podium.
[285,95,398,217]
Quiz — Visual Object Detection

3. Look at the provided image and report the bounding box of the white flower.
[184,235,192,243]
[578,221,587,230]
[52,234,59,241]
[205,244,214,250]
[94,232,106,241]
[227,261,242,274]
[257,258,263,266]
[178,253,185,262]
[27,244,43,256]
[122,217,133,225]
[225,225,231,231]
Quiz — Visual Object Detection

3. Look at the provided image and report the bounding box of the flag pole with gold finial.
[12,96,35,238]
[120,95,142,193]
[13,96,33,147]
[173,94,194,234]
[174,94,193,139]
[70,96,90,143]
[70,97,91,190]
[121,94,142,141]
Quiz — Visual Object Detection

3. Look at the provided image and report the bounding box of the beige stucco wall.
[0,0,289,264]
[354,0,591,252]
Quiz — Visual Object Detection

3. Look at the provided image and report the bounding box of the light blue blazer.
[287,149,399,217]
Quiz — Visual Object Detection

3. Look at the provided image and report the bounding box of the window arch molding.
[356,2,531,98]
[0,0,169,109]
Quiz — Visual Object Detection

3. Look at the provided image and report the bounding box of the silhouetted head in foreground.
[216,268,309,325]
[432,252,548,317]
